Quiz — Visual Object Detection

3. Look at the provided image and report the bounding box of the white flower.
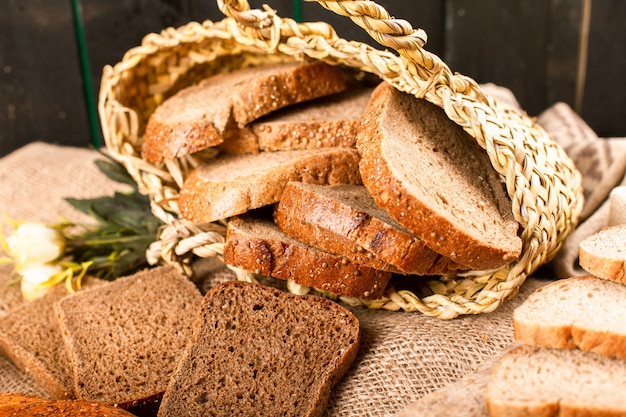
[19,263,64,301]
[5,222,66,271]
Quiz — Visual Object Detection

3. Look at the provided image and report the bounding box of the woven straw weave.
[99,0,584,318]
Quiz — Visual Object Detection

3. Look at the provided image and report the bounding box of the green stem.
[71,0,102,149]
[67,234,154,247]
[293,0,302,22]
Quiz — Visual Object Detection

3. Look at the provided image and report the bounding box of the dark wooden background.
[1,0,625,158]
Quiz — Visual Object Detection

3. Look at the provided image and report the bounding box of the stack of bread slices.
[141,59,523,300]
[486,224,626,416]
[0,266,362,417]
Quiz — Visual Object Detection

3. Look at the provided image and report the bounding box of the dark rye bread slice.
[356,82,522,270]
[0,277,104,399]
[141,61,348,163]
[157,280,361,417]
[513,276,626,359]
[178,147,362,224]
[223,215,391,299]
[54,266,203,409]
[486,344,626,417]
[218,87,374,155]
[274,182,464,274]
[579,224,626,283]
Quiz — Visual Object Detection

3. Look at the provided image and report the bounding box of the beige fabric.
[0,89,624,416]
[536,103,626,278]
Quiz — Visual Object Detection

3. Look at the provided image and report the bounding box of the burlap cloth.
[1,87,624,415]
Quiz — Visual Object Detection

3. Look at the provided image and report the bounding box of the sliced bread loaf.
[54,266,202,409]
[274,182,464,274]
[178,147,362,224]
[0,277,104,399]
[356,82,522,270]
[486,344,626,417]
[0,393,137,416]
[579,224,626,283]
[512,275,626,358]
[141,61,348,163]
[218,87,374,154]
[223,214,391,299]
[157,280,361,417]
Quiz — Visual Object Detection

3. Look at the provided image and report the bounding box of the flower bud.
[6,222,66,271]
[19,263,64,300]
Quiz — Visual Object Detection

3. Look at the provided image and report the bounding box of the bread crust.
[486,344,626,417]
[356,82,521,270]
[223,215,391,299]
[178,148,362,224]
[513,276,626,359]
[219,87,373,155]
[141,61,348,163]
[274,182,462,274]
[0,394,137,416]
[579,224,626,284]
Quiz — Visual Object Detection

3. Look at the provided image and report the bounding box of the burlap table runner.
[1,87,624,415]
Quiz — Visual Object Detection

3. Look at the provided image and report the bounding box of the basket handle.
[217,0,483,98]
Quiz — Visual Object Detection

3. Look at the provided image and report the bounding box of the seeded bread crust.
[219,87,374,155]
[0,278,104,399]
[486,344,626,417]
[512,275,626,359]
[158,280,361,417]
[578,224,626,284]
[356,82,522,270]
[54,266,203,408]
[223,215,391,299]
[0,393,137,416]
[141,61,348,163]
[178,147,362,224]
[274,182,464,274]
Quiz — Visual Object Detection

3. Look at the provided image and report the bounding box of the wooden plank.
[444,0,551,117]
[581,0,626,137]
[0,0,89,157]
[300,0,445,56]
[545,0,584,109]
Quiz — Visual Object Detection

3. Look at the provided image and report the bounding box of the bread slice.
[486,344,626,417]
[579,224,626,283]
[218,87,374,154]
[141,61,348,162]
[0,393,136,416]
[512,275,626,358]
[0,277,104,399]
[157,280,361,417]
[178,147,362,224]
[54,266,202,409]
[274,182,463,274]
[356,82,522,270]
[223,214,391,299]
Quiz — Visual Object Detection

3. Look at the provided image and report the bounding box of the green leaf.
[94,154,139,188]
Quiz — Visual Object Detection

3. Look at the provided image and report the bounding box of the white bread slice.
[158,281,360,417]
[178,148,362,224]
[274,182,463,274]
[219,87,374,155]
[513,275,626,358]
[579,224,626,283]
[141,61,348,163]
[356,82,521,270]
[223,214,391,299]
[486,344,626,417]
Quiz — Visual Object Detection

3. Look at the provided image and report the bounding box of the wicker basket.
[98,0,584,319]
